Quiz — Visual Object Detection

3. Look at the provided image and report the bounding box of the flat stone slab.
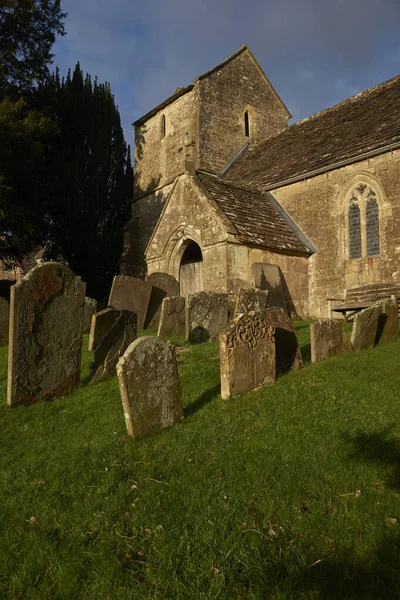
[117,336,183,439]
[235,288,269,316]
[83,297,97,333]
[108,275,152,330]
[88,308,121,352]
[186,291,228,343]
[375,298,399,345]
[90,310,137,382]
[252,263,287,312]
[310,319,344,363]
[145,273,179,329]
[0,296,9,345]
[264,306,303,375]
[7,262,85,407]
[351,303,382,351]
[220,312,276,399]
[158,297,186,337]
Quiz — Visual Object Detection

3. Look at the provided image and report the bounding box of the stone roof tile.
[196,172,310,255]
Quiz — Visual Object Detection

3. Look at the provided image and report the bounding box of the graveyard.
[1,316,400,598]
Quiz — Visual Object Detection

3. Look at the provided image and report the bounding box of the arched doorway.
[179,240,203,297]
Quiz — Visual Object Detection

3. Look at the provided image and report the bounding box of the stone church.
[121,45,400,319]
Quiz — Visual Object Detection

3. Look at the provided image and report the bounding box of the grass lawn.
[1,322,400,599]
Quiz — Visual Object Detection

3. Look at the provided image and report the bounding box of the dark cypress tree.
[36,63,133,299]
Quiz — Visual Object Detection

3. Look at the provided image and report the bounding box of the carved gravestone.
[145,272,179,329]
[351,303,382,351]
[7,262,85,407]
[158,297,186,337]
[264,306,303,375]
[117,336,183,439]
[374,298,399,345]
[83,297,97,333]
[186,291,229,343]
[108,275,152,330]
[90,310,137,382]
[0,296,9,345]
[235,288,269,316]
[88,308,121,352]
[252,263,288,312]
[310,319,344,363]
[220,312,276,399]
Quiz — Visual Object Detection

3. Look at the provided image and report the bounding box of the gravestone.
[83,297,97,333]
[158,297,186,337]
[90,310,137,382]
[145,273,179,329]
[235,288,269,316]
[375,298,399,345]
[186,291,228,343]
[351,303,382,351]
[220,312,276,399]
[310,319,344,363]
[264,306,303,375]
[252,263,287,312]
[108,275,152,330]
[117,336,183,439]
[88,308,121,351]
[0,297,9,345]
[7,262,85,407]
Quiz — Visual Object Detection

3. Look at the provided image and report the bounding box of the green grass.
[1,323,400,599]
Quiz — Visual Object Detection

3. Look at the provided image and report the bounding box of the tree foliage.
[0,0,66,98]
[35,64,133,298]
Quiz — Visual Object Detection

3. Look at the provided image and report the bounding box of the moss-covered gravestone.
[117,336,183,439]
[158,297,186,337]
[7,262,85,407]
[185,291,228,343]
[235,288,269,316]
[310,318,344,362]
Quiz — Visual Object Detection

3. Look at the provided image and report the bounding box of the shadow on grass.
[184,384,220,417]
[300,343,311,364]
[342,427,400,490]
[292,531,400,598]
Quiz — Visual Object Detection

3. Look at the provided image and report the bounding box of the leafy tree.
[0,0,66,98]
[36,64,133,298]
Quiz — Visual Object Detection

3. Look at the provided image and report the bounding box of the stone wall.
[272,148,400,317]
[197,50,289,174]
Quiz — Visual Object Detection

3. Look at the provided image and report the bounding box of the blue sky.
[52,0,400,149]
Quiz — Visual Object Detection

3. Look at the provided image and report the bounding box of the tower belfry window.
[244,111,250,137]
[160,114,166,139]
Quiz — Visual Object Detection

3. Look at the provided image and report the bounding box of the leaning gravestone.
[108,275,152,330]
[186,291,228,343]
[235,288,269,316]
[158,297,186,337]
[310,319,344,363]
[351,303,382,351]
[7,262,85,407]
[264,306,303,375]
[0,297,9,345]
[375,298,399,345]
[90,310,137,382]
[117,336,183,439]
[252,263,287,312]
[88,308,121,351]
[220,312,276,399]
[146,272,179,329]
[83,297,97,333]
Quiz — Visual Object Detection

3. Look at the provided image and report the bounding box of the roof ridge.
[296,72,400,126]
[193,45,248,82]
[197,170,262,194]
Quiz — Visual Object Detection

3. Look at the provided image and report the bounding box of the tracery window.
[347,183,380,259]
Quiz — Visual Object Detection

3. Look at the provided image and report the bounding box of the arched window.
[244,111,250,137]
[346,183,380,259]
[348,197,361,259]
[160,114,166,139]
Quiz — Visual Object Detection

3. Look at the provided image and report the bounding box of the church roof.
[133,85,194,127]
[224,73,400,190]
[196,172,311,255]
